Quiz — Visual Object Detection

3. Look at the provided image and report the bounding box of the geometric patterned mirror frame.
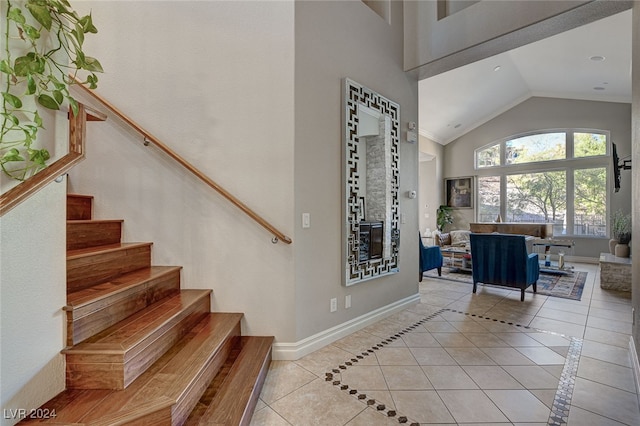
[343,78,400,285]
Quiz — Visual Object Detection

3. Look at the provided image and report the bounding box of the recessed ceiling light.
[493,65,502,72]
[589,55,606,62]
[593,86,606,91]
[454,123,462,129]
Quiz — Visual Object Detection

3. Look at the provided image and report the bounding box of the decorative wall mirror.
[343,78,400,286]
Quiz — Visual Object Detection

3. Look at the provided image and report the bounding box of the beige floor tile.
[463,332,510,347]
[249,405,291,426]
[588,306,633,323]
[295,344,358,377]
[446,347,497,365]
[529,388,558,409]
[390,390,455,423]
[339,365,388,390]
[422,365,478,389]
[480,347,536,365]
[536,307,587,325]
[581,340,632,367]
[381,365,433,390]
[409,347,457,365]
[463,365,524,389]
[542,299,590,315]
[577,356,637,392]
[515,346,566,365]
[528,317,585,338]
[485,389,551,423]
[567,406,629,426]
[351,389,396,411]
[374,347,418,365]
[259,360,318,404]
[363,318,412,338]
[421,320,458,333]
[502,365,561,389]
[400,331,441,347]
[493,332,544,347]
[525,331,571,347]
[449,319,492,333]
[344,406,401,426]
[438,389,509,423]
[571,377,640,426]
[586,315,632,334]
[432,332,476,347]
[258,265,640,426]
[584,326,632,348]
[333,330,387,355]
[269,379,367,425]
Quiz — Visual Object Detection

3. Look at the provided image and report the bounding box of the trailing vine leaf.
[1,0,102,181]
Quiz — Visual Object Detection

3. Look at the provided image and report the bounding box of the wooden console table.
[470,222,553,238]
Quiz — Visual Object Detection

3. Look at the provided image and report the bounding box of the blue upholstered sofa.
[419,233,443,282]
[469,233,539,301]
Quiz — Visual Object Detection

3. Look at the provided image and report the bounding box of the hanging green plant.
[1,0,102,181]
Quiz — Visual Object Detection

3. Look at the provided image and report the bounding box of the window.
[573,167,607,236]
[477,175,500,222]
[474,130,609,237]
[505,132,566,164]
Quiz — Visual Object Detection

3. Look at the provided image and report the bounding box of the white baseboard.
[630,336,640,407]
[272,293,421,361]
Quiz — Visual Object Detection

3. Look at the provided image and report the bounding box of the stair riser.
[67,221,123,250]
[66,269,181,346]
[67,245,151,292]
[67,195,93,220]
[65,294,211,390]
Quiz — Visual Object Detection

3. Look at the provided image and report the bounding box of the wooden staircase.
[21,194,273,425]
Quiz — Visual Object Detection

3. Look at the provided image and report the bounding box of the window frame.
[474,129,611,238]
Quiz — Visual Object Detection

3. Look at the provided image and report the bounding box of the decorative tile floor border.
[324,308,582,425]
[548,336,583,426]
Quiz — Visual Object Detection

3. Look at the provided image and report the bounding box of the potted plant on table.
[611,209,631,257]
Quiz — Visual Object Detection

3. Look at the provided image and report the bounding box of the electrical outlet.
[330,298,337,312]
[345,295,351,309]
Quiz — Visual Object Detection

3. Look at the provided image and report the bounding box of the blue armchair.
[469,233,539,301]
[419,233,443,282]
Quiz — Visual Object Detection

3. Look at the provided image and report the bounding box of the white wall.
[0,183,67,426]
[69,1,297,342]
[419,136,443,237]
[293,1,419,343]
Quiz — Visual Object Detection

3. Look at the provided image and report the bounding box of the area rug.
[424,268,587,301]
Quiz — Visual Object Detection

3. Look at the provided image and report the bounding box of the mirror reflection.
[344,79,400,285]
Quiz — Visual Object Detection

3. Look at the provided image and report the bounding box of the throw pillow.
[450,230,471,246]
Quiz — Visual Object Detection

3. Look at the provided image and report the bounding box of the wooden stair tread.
[67,242,152,259]
[22,313,244,425]
[187,336,273,426]
[64,290,211,354]
[66,266,182,310]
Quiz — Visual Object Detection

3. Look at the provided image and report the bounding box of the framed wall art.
[445,176,474,209]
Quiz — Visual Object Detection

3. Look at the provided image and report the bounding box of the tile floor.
[250,263,640,425]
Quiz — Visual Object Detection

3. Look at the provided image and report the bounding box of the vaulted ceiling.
[418,9,632,145]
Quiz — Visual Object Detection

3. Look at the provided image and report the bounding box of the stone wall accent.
[599,253,632,292]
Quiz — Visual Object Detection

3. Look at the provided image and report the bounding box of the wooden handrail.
[0,104,107,216]
[71,79,292,244]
